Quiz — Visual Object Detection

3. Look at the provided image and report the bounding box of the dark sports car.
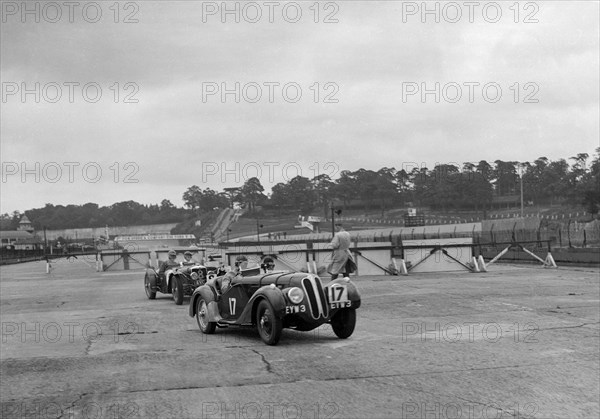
[188,270,361,345]
[145,264,216,305]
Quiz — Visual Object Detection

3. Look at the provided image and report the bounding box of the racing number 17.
[328,285,349,308]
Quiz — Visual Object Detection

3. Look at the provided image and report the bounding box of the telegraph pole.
[330,206,335,239]
[520,172,524,217]
[518,163,524,218]
[256,218,263,242]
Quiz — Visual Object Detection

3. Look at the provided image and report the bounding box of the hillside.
[223,204,596,242]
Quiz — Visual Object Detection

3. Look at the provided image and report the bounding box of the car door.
[218,284,250,320]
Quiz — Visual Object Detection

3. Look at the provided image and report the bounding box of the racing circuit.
[1,261,598,418]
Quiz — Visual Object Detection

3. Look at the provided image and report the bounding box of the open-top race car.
[188,270,361,345]
[145,264,216,305]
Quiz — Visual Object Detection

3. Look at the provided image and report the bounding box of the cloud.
[1,1,598,213]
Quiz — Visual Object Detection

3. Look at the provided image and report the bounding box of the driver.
[217,255,248,294]
[157,250,180,284]
[182,251,195,266]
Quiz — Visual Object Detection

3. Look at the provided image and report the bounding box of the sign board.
[115,234,195,241]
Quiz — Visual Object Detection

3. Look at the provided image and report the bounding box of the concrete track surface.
[1,261,598,419]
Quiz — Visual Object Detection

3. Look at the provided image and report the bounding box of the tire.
[172,276,184,305]
[144,271,156,300]
[331,308,356,339]
[256,299,282,345]
[195,297,216,334]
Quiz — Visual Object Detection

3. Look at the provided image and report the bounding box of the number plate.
[285,305,306,314]
[328,284,350,309]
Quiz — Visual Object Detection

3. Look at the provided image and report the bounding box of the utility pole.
[330,205,341,239]
[330,206,335,239]
[256,218,263,242]
[43,227,47,255]
[520,172,524,218]
[519,163,524,218]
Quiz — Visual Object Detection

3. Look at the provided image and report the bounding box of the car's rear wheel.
[144,271,156,300]
[196,297,216,334]
[256,299,282,345]
[172,276,184,305]
[331,308,356,339]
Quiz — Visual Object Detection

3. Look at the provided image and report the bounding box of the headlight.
[190,272,199,280]
[287,287,304,304]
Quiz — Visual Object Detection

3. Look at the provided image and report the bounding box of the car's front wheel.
[144,271,156,300]
[196,297,216,334]
[331,308,356,339]
[172,276,184,305]
[256,299,282,345]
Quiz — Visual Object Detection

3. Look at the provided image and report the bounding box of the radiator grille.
[302,276,328,319]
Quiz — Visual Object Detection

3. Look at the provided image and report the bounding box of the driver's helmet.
[168,250,177,260]
[184,251,193,259]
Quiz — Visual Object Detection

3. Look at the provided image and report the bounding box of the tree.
[542,159,569,204]
[331,171,358,209]
[354,169,379,211]
[223,187,241,209]
[240,177,265,212]
[183,186,202,211]
[311,174,335,218]
[270,183,290,214]
[570,153,589,182]
[395,169,411,205]
[493,160,519,196]
[522,157,547,204]
[409,166,429,207]
[476,160,493,182]
[425,164,460,211]
[374,167,398,216]
[579,148,600,216]
[286,176,316,214]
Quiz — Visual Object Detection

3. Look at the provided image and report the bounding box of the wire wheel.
[256,299,282,345]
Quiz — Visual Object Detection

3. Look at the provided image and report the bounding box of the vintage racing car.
[188,271,361,345]
[145,264,216,305]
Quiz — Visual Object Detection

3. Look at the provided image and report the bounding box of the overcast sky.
[1,0,598,214]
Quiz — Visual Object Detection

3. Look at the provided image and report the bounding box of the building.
[18,215,34,233]
[0,216,43,250]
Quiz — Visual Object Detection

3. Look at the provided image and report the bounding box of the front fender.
[326,278,361,309]
[238,285,286,324]
[165,270,176,291]
[188,285,216,317]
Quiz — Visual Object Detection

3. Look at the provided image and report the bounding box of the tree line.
[0,200,188,231]
[184,150,598,217]
[2,150,598,231]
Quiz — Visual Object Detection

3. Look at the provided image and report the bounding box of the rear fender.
[145,269,158,291]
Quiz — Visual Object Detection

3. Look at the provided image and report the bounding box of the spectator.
[327,224,353,280]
